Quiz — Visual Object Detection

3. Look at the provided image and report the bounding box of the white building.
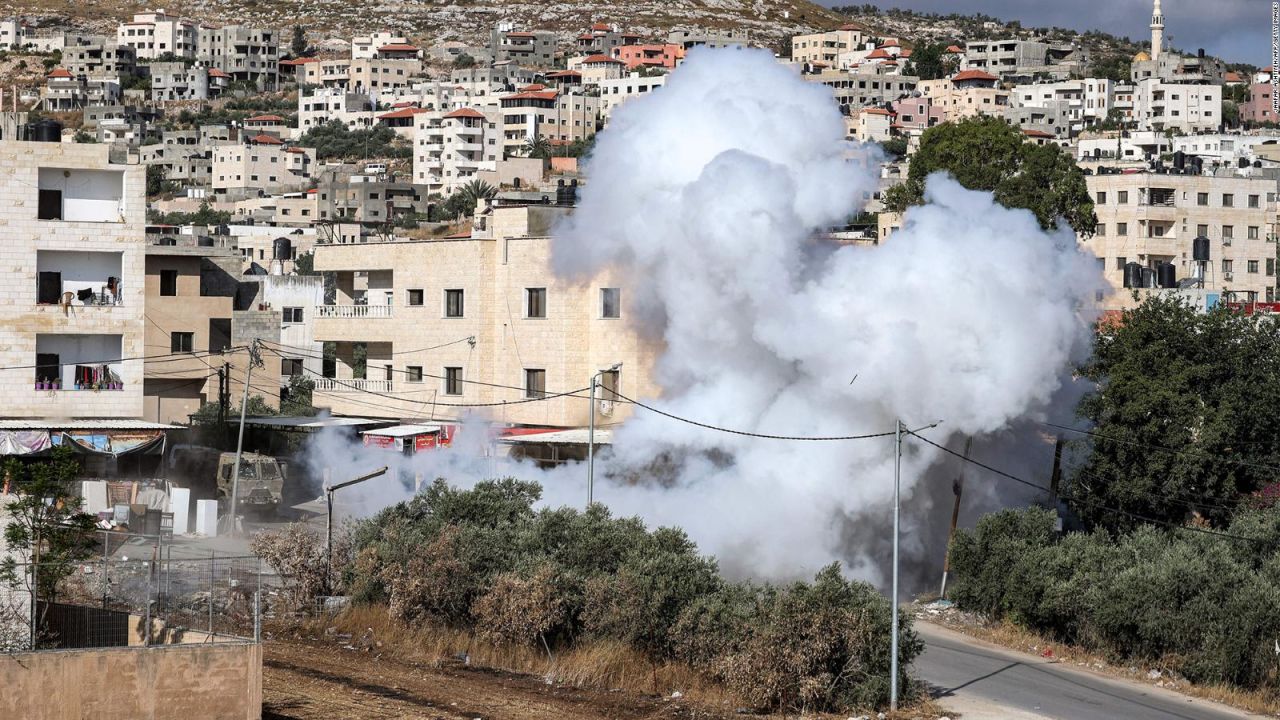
[259,274,324,395]
[1132,79,1221,134]
[598,72,666,118]
[1012,78,1116,128]
[117,10,198,60]
[298,87,377,132]
[414,107,502,195]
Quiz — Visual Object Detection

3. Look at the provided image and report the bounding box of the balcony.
[317,304,392,318]
[313,377,393,392]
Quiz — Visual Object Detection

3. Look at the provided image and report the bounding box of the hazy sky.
[822,0,1270,64]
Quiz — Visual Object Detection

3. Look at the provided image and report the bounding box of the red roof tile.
[444,108,486,119]
[47,68,72,79]
[591,23,611,31]
[581,53,623,64]
[862,107,894,116]
[378,43,419,52]
[208,68,230,78]
[899,49,912,58]
[546,70,582,78]
[866,48,892,59]
[952,69,998,83]
[250,134,284,145]
[378,107,426,120]
[879,38,900,47]
[520,83,548,91]
[506,31,536,38]
[1022,129,1055,139]
[945,45,964,54]
[246,114,285,123]
[503,90,559,101]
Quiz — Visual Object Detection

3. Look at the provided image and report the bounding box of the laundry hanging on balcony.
[0,431,53,456]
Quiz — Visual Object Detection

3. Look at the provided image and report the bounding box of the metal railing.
[316,304,392,319]
[313,377,394,393]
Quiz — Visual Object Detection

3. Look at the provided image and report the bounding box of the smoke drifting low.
[305,47,1105,592]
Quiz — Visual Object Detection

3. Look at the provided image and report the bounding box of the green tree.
[145,164,173,196]
[906,42,956,81]
[449,179,497,218]
[0,446,97,606]
[522,135,552,160]
[279,375,316,416]
[882,116,1096,235]
[290,25,307,57]
[453,52,476,69]
[1071,295,1280,530]
[1221,100,1240,129]
[72,130,97,143]
[1089,54,1132,83]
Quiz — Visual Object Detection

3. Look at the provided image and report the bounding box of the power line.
[1040,420,1280,475]
[904,429,1266,545]
[610,389,916,441]
[262,336,476,357]
[0,347,246,373]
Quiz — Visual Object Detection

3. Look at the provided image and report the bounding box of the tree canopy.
[296,121,410,161]
[882,116,1096,235]
[904,42,956,81]
[1070,294,1280,530]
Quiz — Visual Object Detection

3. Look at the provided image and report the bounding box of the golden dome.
[1133,50,1151,62]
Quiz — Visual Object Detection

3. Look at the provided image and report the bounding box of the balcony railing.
[313,377,393,393]
[317,304,392,319]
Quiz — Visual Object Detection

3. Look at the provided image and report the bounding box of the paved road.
[916,622,1260,720]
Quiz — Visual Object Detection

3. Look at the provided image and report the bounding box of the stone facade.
[0,141,146,418]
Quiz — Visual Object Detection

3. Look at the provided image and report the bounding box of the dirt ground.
[262,638,744,720]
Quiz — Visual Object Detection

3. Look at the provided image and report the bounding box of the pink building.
[1242,82,1280,125]
[613,44,685,70]
[890,97,945,134]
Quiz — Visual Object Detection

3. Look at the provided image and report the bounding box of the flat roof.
[499,428,612,445]
[0,420,182,430]
[361,423,447,438]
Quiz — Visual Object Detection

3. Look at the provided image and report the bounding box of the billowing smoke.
[302,47,1105,592]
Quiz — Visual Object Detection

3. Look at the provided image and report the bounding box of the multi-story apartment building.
[599,73,666,118]
[1242,83,1280,125]
[352,32,408,59]
[572,23,641,58]
[0,18,28,49]
[149,61,225,102]
[1003,102,1072,138]
[566,54,626,86]
[666,28,748,50]
[298,88,377,132]
[1132,79,1221,134]
[313,171,430,226]
[117,10,198,60]
[413,107,502,194]
[0,140,146,418]
[63,39,136,79]
[211,137,316,195]
[197,25,277,88]
[41,68,120,111]
[962,39,1088,81]
[310,202,659,426]
[1012,79,1115,127]
[1171,134,1280,164]
[791,26,864,66]
[919,71,1010,121]
[1085,170,1280,307]
[499,89,602,155]
[807,66,918,113]
[489,26,557,68]
[255,274,324,397]
[612,44,683,71]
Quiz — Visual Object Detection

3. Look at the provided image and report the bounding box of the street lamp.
[587,362,622,506]
[324,466,388,592]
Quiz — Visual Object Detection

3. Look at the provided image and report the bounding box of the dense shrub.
[324,478,923,712]
[950,507,1280,689]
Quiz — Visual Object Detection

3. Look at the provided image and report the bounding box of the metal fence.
[2,550,280,652]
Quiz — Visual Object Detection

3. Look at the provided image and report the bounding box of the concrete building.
[1242,83,1280,125]
[149,61,224,102]
[567,54,626,86]
[212,138,316,195]
[613,44,683,71]
[599,72,666,118]
[808,65,918,113]
[117,10,198,60]
[414,107,502,194]
[1012,79,1116,127]
[1076,130,1171,164]
[489,25,557,68]
[257,274,324,397]
[63,39,137,79]
[1085,170,1280,307]
[890,97,945,136]
[310,202,659,426]
[666,28,748,50]
[197,25,277,88]
[314,171,429,226]
[352,32,408,59]
[0,140,146,418]
[791,26,864,66]
[1132,79,1221,134]
[499,89,602,156]
[962,38,1088,81]
[919,70,1010,121]
[298,87,376,132]
[1004,102,1072,139]
[1171,134,1280,164]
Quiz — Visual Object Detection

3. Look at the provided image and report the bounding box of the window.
[524,369,546,398]
[37,189,62,220]
[1222,259,1234,273]
[1223,225,1234,242]
[1223,194,1234,208]
[1269,258,1276,277]
[1095,223,1106,236]
[1249,194,1260,208]
[1197,224,1208,238]
[1096,191,1107,205]
[407,289,424,306]
[1114,256,1127,271]
[444,289,464,317]
[282,307,303,323]
[1197,192,1208,206]
[160,269,178,296]
[1249,226,1260,240]
[281,357,303,375]
[1117,222,1127,236]
[526,287,546,318]
[35,353,59,384]
[171,331,194,352]
[600,287,620,318]
[1117,191,1129,204]
[406,366,423,383]
[444,366,462,395]
[1248,260,1260,273]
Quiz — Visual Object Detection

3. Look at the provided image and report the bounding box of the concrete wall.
[0,641,262,720]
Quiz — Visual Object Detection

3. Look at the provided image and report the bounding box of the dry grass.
[283,605,948,719]
[922,614,1280,717]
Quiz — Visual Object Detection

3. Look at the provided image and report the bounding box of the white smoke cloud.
[300,47,1105,591]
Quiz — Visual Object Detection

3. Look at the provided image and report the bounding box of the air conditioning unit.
[598,400,614,417]
[1224,271,1234,281]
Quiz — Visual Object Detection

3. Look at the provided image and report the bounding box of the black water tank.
[1239,157,1250,169]
[1193,236,1211,261]
[1254,160,1263,168]
[555,178,578,207]
[31,119,62,142]
[198,236,214,247]
[273,236,292,260]
[1158,262,1177,288]
[1173,150,1185,170]
[1124,261,1143,289]
[1141,266,1155,288]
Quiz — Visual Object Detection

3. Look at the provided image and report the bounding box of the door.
[37,271,62,305]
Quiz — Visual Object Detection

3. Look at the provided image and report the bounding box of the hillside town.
[2,1,1280,719]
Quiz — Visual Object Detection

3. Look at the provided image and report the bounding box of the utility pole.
[939,437,973,600]
[587,362,621,507]
[227,340,263,536]
[1048,435,1065,509]
[890,419,902,712]
[324,466,388,592]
